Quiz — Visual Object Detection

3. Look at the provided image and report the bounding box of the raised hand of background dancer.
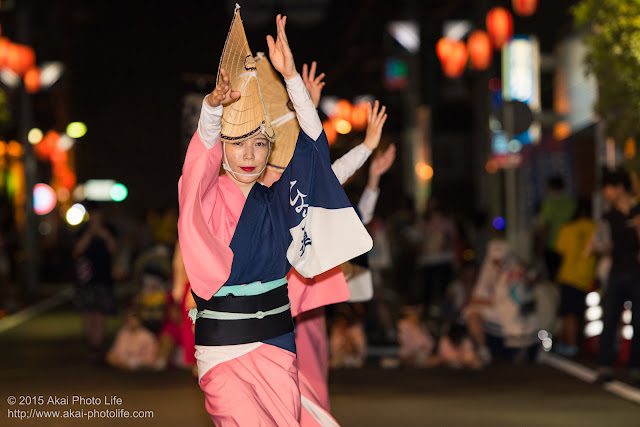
[267,14,297,80]
[205,68,240,108]
[368,144,396,190]
[363,100,388,150]
[302,61,325,108]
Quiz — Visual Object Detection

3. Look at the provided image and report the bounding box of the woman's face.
[224,133,270,184]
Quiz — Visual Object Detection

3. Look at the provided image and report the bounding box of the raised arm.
[198,68,240,149]
[267,14,323,140]
[331,101,388,184]
[177,70,240,300]
[358,144,396,225]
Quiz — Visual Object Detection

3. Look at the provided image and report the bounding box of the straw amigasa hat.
[218,4,275,144]
[254,52,300,172]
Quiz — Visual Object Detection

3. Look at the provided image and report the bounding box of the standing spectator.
[72,202,118,360]
[595,170,640,383]
[554,199,596,357]
[536,175,576,281]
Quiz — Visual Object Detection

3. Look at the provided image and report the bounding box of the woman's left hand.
[302,61,325,108]
[363,100,388,150]
[266,14,297,80]
[370,144,396,179]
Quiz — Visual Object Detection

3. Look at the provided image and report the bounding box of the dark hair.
[602,168,631,192]
[573,197,592,219]
[547,175,565,191]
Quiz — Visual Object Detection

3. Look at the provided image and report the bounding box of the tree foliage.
[573,0,640,143]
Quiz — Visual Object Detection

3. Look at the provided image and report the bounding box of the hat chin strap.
[222,141,271,179]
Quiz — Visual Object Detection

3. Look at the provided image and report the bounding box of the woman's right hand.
[205,68,240,108]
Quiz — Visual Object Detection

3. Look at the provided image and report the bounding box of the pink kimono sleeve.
[178,131,234,300]
[287,266,350,317]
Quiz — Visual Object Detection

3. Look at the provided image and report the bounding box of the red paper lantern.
[0,38,9,68]
[442,41,468,78]
[20,46,36,74]
[486,7,514,50]
[334,99,352,121]
[6,43,35,76]
[57,166,76,191]
[6,43,20,72]
[512,0,538,17]
[24,67,40,93]
[350,103,368,131]
[34,130,59,161]
[50,147,68,165]
[436,38,455,66]
[322,120,338,145]
[467,30,493,71]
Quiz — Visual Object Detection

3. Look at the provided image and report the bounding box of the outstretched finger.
[266,35,276,57]
[376,105,387,122]
[302,63,309,82]
[370,100,380,121]
[378,113,388,129]
[219,68,230,84]
[309,61,317,81]
[278,15,288,43]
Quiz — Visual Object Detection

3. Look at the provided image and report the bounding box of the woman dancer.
[178,9,371,426]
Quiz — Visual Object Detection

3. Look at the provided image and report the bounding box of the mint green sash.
[213,277,287,297]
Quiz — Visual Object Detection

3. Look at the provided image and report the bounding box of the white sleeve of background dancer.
[197,99,223,150]
[285,74,323,141]
[331,143,373,185]
[358,187,379,226]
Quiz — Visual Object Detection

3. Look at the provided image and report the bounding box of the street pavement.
[1,305,639,426]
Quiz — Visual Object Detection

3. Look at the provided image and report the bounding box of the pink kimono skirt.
[197,342,301,426]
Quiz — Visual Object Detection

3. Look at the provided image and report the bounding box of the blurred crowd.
[0,165,638,384]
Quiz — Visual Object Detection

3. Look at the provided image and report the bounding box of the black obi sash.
[193,284,294,346]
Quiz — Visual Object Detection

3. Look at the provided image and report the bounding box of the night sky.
[5,0,579,215]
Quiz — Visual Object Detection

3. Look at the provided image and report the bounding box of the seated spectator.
[444,261,478,324]
[106,308,158,371]
[434,323,482,370]
[397,303,434,367]
[136,266,171,335]
[329,303,367,368]
[466,239,539,367]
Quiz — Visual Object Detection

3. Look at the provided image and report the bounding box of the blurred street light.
[27,127,42,144]
[66,203,86,226]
